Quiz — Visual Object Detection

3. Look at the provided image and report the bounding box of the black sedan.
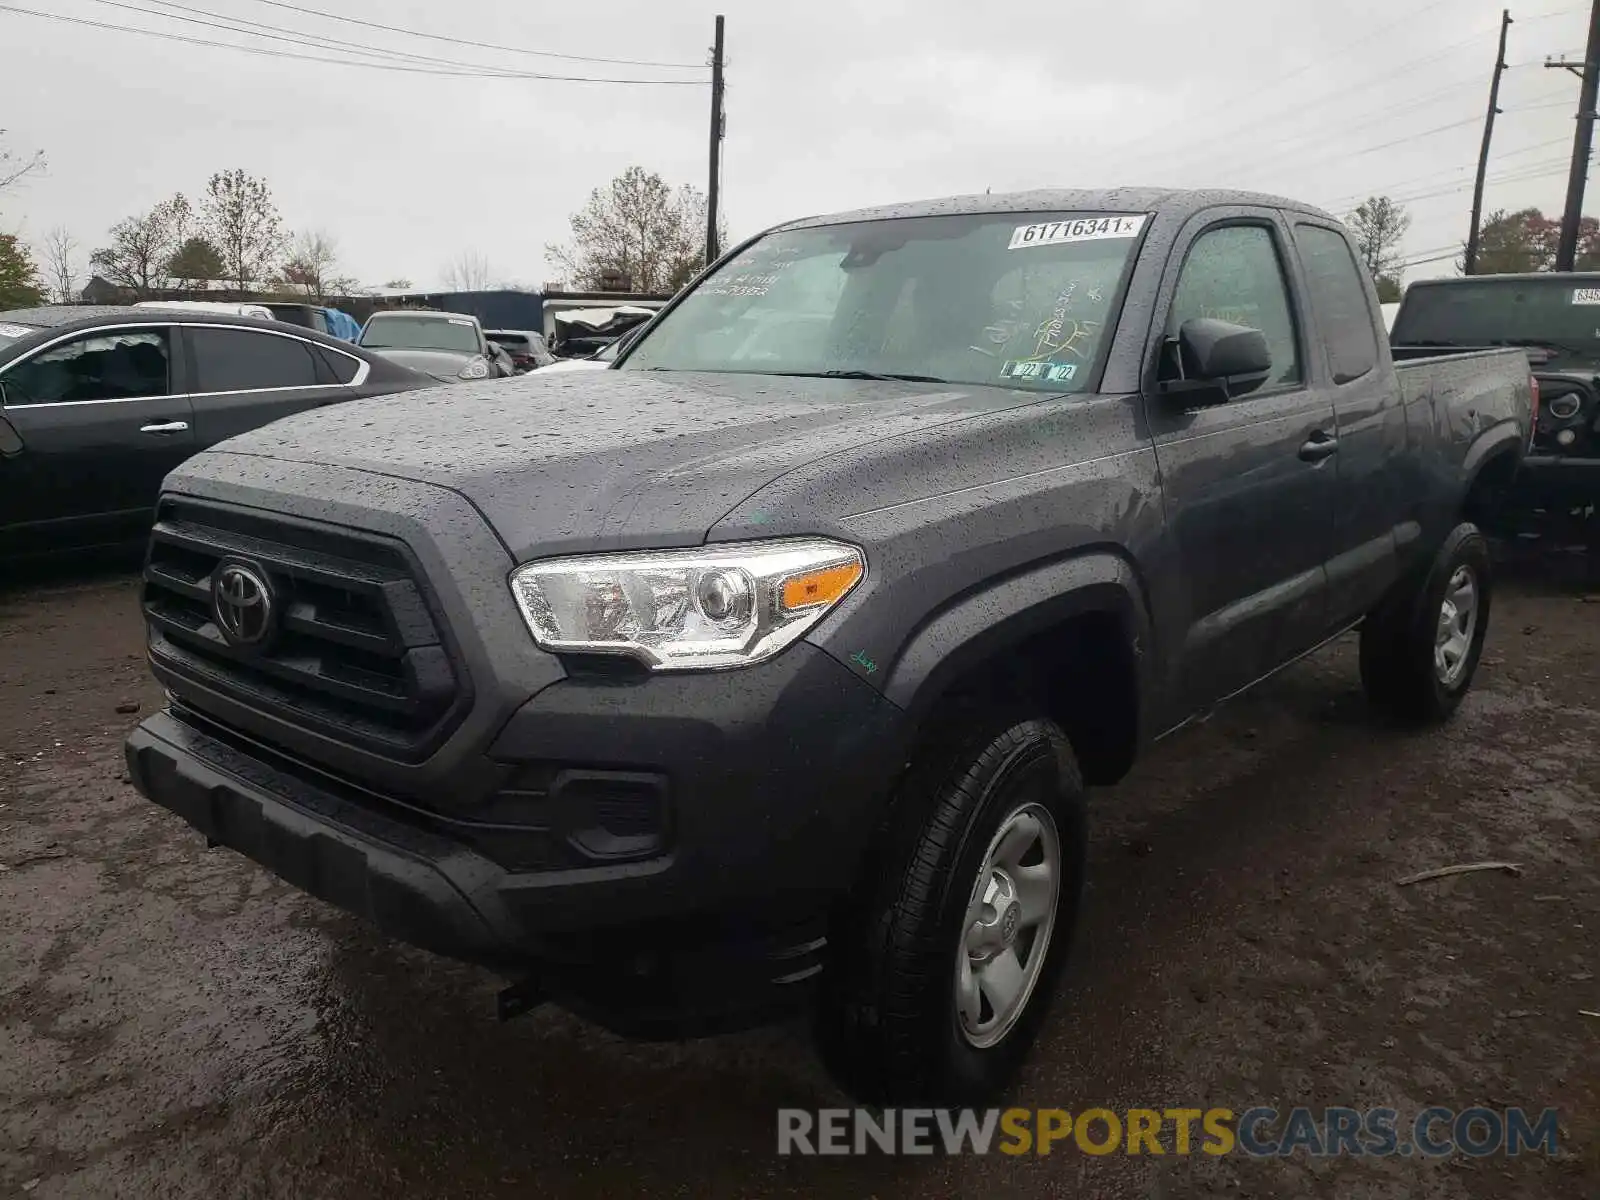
[0,306,434,561]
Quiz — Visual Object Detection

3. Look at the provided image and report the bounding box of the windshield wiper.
[770,369,951,384]
[1488,336,1591,357]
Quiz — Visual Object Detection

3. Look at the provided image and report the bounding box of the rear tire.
[815,707,1087,1106]
[1360,521,1492,724]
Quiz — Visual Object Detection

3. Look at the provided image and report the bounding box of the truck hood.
[364,347,479,380]
[203,370,1039,561]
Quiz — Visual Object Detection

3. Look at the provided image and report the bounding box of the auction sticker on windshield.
[0,323,35,338]
[1009,215,1147,250]
[1571,288,1600,305]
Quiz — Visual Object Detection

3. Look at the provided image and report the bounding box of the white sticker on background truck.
[1008,214,1147,250]
[1572,288,1600,305]
[0,323,35,338]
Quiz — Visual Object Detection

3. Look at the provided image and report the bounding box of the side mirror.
[1162,318,1272,401]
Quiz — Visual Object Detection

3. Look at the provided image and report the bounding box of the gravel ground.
[1,550,1596,1199]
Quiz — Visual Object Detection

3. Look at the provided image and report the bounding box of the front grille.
[143,498,468,761]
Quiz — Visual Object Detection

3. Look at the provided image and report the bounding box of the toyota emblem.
[212,561,275,647]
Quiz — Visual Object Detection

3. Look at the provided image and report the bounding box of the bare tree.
[281,229,357,301]
[200,169,287,292]
[1346,196,1412,291]
[546,166,724,293]
[89,194,191,295]
[443,250,492,292]
[41,226,79,303]
[382,277,414,290]
[0,130,45,198]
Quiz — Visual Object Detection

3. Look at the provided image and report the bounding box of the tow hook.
[497,976,547,1022]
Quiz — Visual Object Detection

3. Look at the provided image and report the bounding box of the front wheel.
[816,710,1087,1106]
[1360,521,1492,724]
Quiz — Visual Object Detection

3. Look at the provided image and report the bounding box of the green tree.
[547,166,726,293]
[1346,196,1411,283]
[1375,276,1402,303]
[200,169,286,291]
[1468,208,1556,273]
[0,234,44,308]
[1463,208,1600,273]
[166,236,225,289]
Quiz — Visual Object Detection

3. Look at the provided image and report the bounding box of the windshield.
[360,314,480,354]
[622,211,1147,391]
[1392,279,1600,360]
[0,321,41,353]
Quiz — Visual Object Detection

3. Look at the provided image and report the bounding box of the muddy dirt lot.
[1,554,1597,1199]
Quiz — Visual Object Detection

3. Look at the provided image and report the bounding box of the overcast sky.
[1,0,1593,290]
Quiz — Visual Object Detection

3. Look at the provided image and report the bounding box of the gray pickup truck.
[125,188,1532,1105]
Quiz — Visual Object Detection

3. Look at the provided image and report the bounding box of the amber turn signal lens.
[780,561,863,612]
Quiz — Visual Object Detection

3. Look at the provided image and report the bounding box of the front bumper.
[126,642,912,1034]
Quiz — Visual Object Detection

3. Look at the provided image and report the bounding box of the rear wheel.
[816,708,1087,1105]
[1361,522,1492,723]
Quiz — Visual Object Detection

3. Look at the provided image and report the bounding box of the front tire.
[1360,521,1492,724]
[816,709,1087,1106]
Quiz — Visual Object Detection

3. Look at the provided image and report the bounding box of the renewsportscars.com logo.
[777,1106,1561,1158]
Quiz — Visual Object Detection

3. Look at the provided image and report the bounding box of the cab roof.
[779,187,1339,231]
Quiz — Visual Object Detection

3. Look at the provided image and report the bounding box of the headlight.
[459,356,491,380]
[509,538,865,670]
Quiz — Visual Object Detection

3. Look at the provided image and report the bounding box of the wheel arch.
[882,549,1158,786]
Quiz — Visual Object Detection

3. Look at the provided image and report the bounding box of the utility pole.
[1465,10,1513,275]
[1547,0,1600,270]
[705,14,725,266]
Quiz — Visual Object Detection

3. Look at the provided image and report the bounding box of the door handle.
[1298,431,1339,462]
[140,420,189,435]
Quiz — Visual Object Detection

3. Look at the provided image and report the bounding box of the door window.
[1294,224,1380,384]
[1168,225,1302,389]
[314,346,362,384]
[190,328,322,393]
[1,328,171,405]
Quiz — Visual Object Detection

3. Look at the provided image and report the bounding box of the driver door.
[1142,212,1339,711]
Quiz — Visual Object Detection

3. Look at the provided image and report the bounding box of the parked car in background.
[532,325,641,374]
[124,187,1531,1105]
[358,310,511,384]
[548,304,655,358]
[1390,273,1594,527]
[485,329,555,374]
[134,300,274,320]
[261,302,331,334]
[0,306,433,561]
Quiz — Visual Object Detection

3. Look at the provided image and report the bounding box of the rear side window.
[190,328,321,392]
[3,328,170,405]
[312,346,361,384]
[1295,224,1379,384]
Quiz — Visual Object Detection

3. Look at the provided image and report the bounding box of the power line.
[1324,136,1574,212]
[0,4,705,82]
[90,0,539,71]
[238,0,703,69]
[1118,24,1521,176]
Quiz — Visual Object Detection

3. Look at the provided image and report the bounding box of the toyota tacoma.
[126,188,1534,1104]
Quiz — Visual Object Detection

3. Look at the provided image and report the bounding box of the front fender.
[872,550,1157,729]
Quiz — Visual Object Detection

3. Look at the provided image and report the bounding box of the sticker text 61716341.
[1009,215,1147,251]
